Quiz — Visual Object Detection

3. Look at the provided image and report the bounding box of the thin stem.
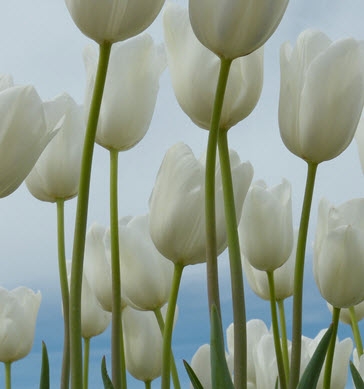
[144,381,152,389]
[4,362,11,389]
[161,263,184,389]
[277,299,289,382]
[69,41,112,389]
[349,306,363,356]
[323,307,340,389]
[57,199,70,389]
[109,149,126,389]
[154,308,181,389]
[218,129,247,389]
[267,271,287,389]
[205,57,232,317]
[83,337,90,389]
[289,161,318,389]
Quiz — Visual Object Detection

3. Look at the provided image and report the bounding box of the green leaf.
[183,360,205,389]
[210,305,234,389]
[39,341,50,389]
[350,360,364,389]
[101,356,114,389]
[297,325,334,389]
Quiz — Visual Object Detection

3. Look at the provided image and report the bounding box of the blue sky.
[1,0,364,388]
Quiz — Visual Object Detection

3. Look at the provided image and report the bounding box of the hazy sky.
[1,0,364,388]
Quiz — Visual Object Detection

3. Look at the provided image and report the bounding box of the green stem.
[161,263,184,389]
[57,199,70,389]
[144,381,152,389]
[205,57,232,317]
[109,149,126,389]
[154,309,181,389]
[277,299,289,382]
[349,306,363,357]
[4,362,11,389]
[289,161,318,389]
[217,130,247,389]
[83,337,90,389]
[69,41,112,389]
[267,272,287,389]
[323,307,340,389]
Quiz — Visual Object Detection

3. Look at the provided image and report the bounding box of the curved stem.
[267,271,287,389]
[154,309,181,389]
[57,199,70,389]
[217,130,247,388]
[289,161,318,389]
[277,299,289,382]
[323,307,340,389]
[109,149,126,389]
[83,337,90,389]
[69,41,112,389]
[205,57,232,317]
[349,306,363,357]
[161,263,184,389]
[4,362,11,389]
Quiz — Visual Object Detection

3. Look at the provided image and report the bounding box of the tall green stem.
[144,381,151,389]
[57,199,70,389]
[323,307,340,389]
[349,306,363,356]
[154,309,181,389]
[289,161,318,389]
[205,57,232,317]
[218,130,247,388]
[4,362,11,389]
[277,299,289,381]
[109,149,126,389]
[83,338,90,389]
[69,41,112,389]
[161,263,184,389]
[267,272,287,389]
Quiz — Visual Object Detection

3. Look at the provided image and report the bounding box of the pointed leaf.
[39,341,50,389]
[101,356,115,389]
[183,360,205,389]
[210,305,234,389]
[350,361,364,389]
[297,325,333,389]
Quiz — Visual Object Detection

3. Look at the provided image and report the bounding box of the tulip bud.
[0,287,41,363]
[65,0,165,44]
[239,179,293,272]
[163,3,263,131]
[314,198,364,308]
[84,34,166,151]
[0,84,58,198]
[25,93,85,202]
[279,30,364,164]
[188,0,288,60]
[119,215,173,311]
[327,301,364,326]
[149,142,253,266]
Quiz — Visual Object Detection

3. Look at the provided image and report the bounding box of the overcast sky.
[1,0,364,388]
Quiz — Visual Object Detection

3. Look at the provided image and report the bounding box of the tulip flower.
[0,84,58,198]
[149,142,253,266]
[239,179,293,272]
[355,113,364,172]
[65,0,165,44]
[84,223,126,312]
[0,74,13,91]
[25,93,85,202]
[0,287,41,363]
[84,34,166,151]
[188,0,288,60]
[118,214,173,311]
[327,301,364,325]
[122,305,175,382]
[314,198,364,308]
[163,3,263,131]
[242,231,296,301]
[279,30,364,164]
